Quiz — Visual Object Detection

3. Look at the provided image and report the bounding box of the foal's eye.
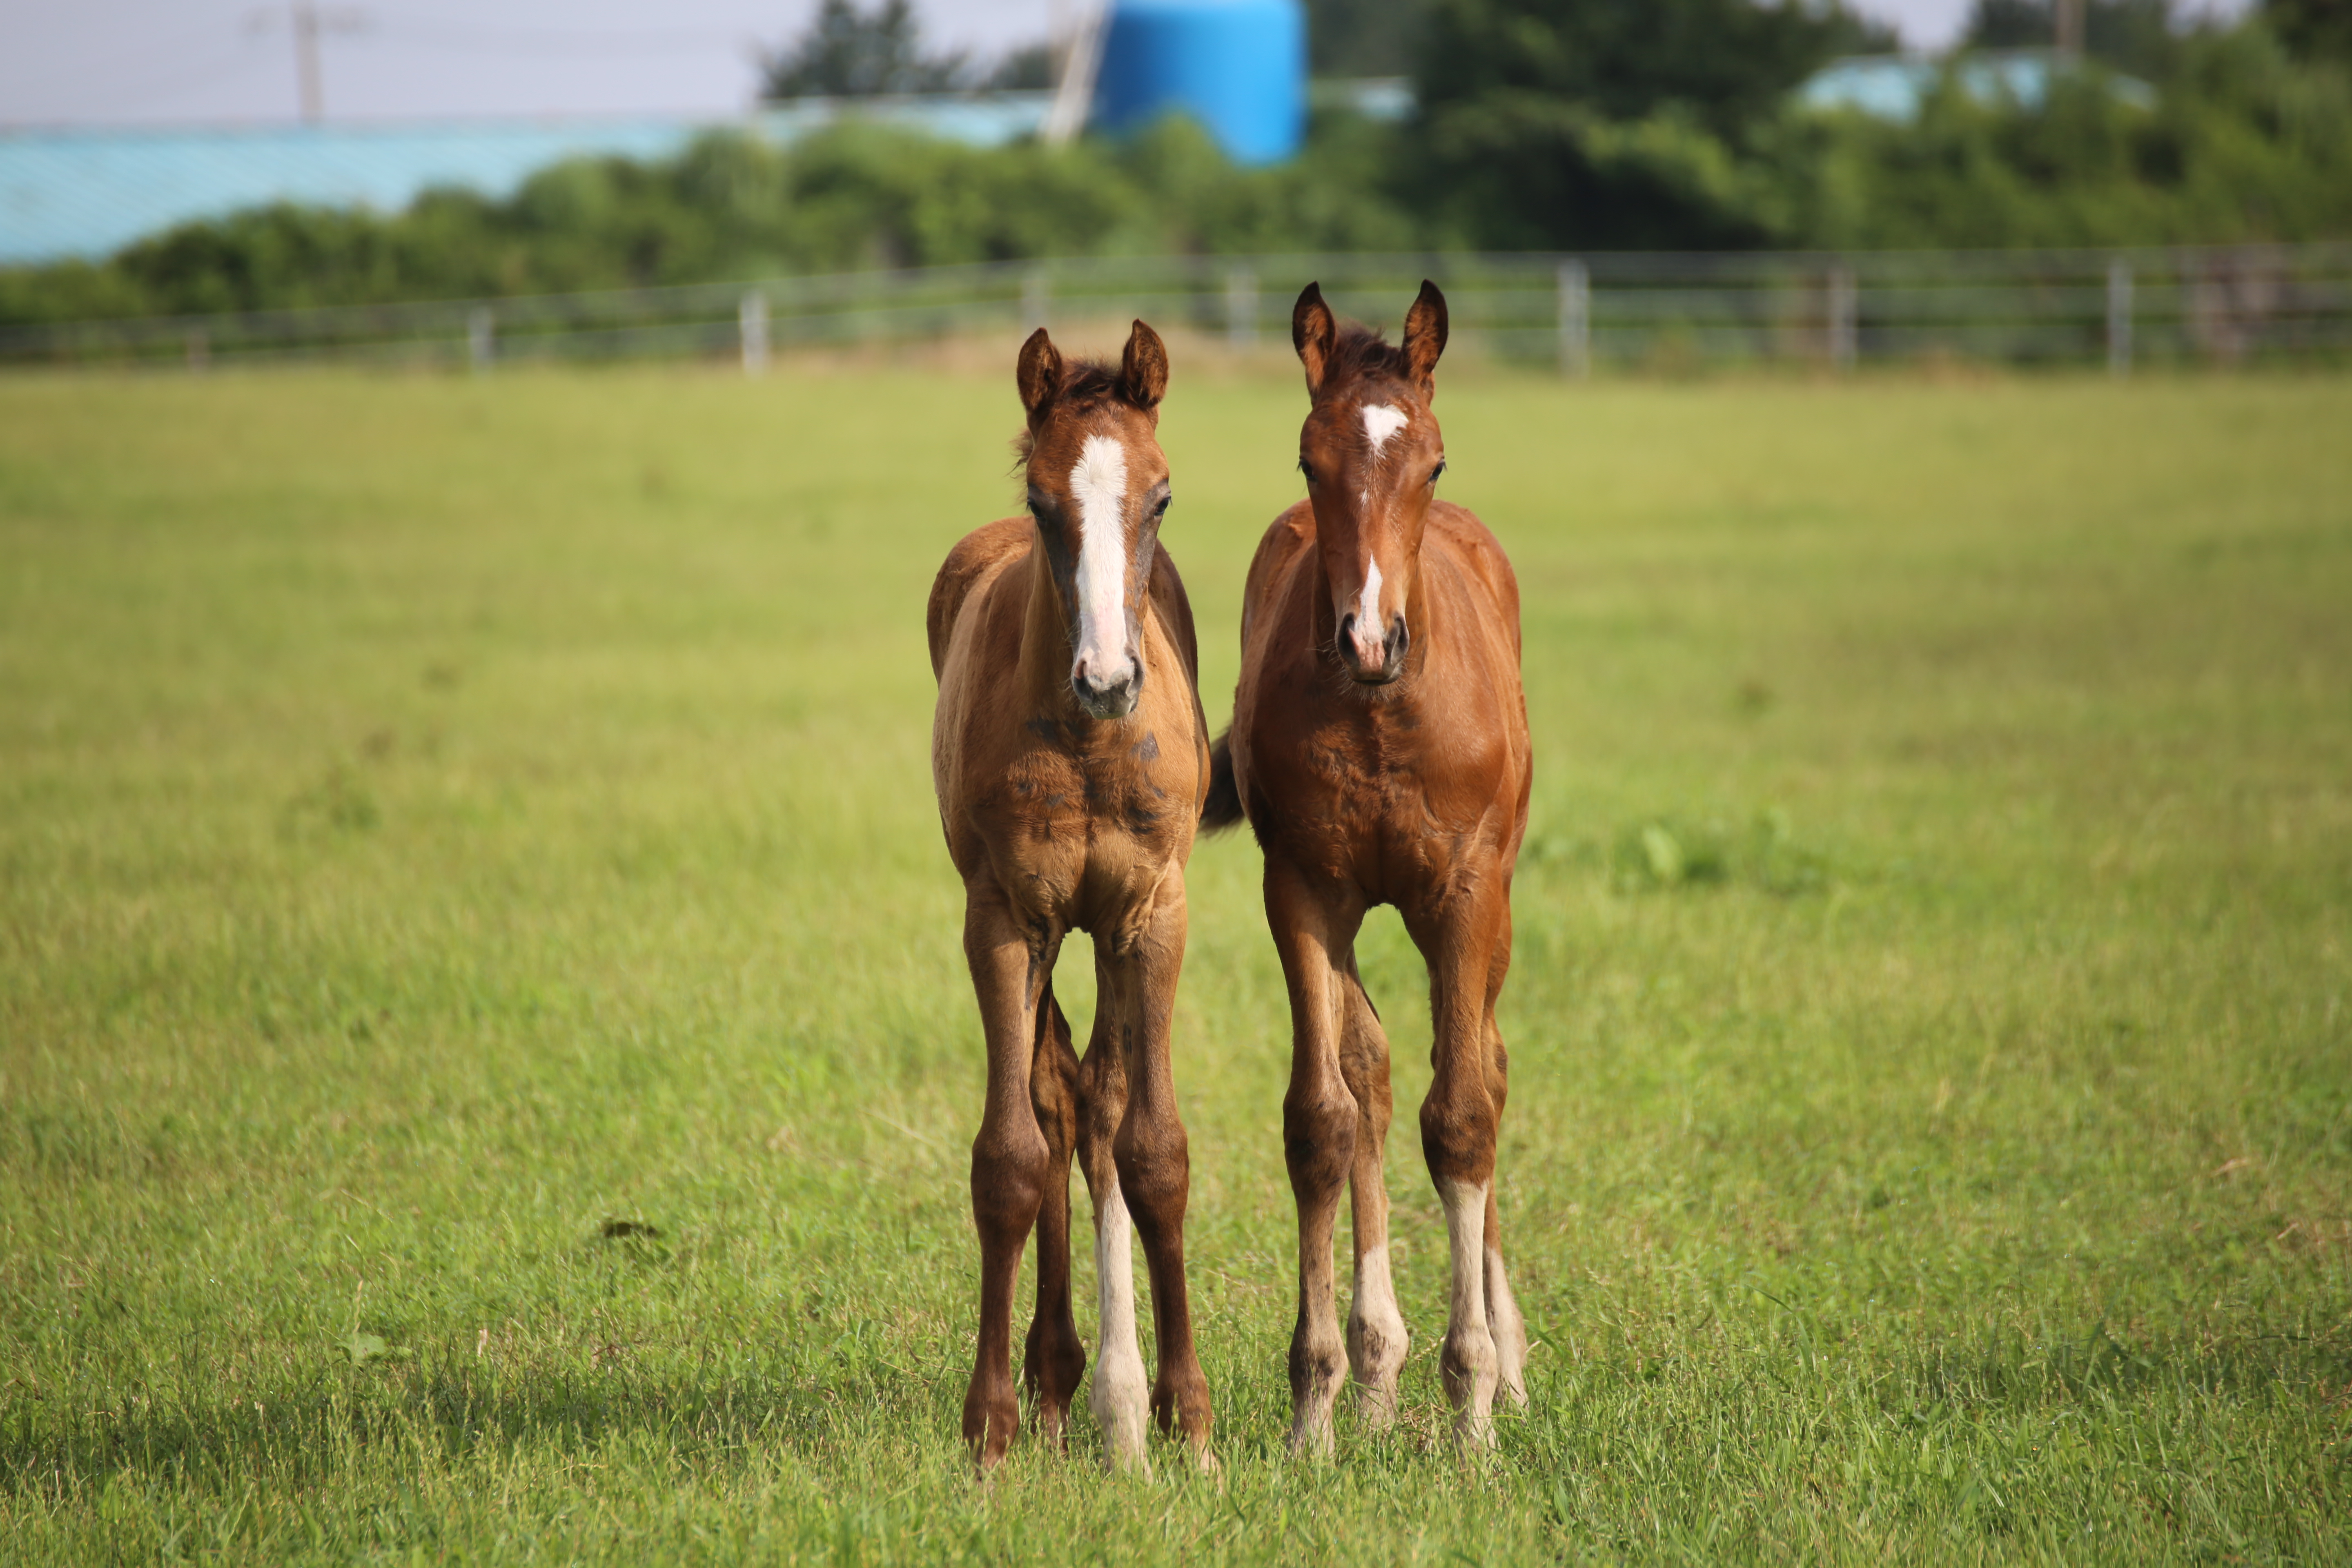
[1297,458,1314,483]
[1153,494,1172,518]
[1430,459,1447,486]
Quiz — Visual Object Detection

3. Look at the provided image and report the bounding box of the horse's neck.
[1016,539,1079,716]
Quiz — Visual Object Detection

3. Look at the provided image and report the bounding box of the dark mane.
[1014,357,1136,464]
[1320,325,1416,395]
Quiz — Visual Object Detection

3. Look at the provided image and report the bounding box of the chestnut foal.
[928,321,1215,1472]
[1206,282,1533,1452]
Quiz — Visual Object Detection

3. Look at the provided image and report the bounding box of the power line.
[101,44,277,114]
[377,20,756,55]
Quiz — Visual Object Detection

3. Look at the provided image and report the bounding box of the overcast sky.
[1,0,2252,129]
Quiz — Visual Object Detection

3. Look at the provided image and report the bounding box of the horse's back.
[927,517,1032,682]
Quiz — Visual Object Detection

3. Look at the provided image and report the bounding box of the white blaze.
[1068,433,1132,686]
[1350,403,1408,653]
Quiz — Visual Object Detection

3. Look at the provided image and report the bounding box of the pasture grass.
[1,355,2348,1563]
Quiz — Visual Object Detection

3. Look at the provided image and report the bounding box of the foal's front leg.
[960,888,1054,1471]
[1267,860,1363,1455]
[1336,960,1409,1426]
[1022,987,1087,1446]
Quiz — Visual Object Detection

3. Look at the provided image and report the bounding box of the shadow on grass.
[1901,1319,2352,1410]
[7,1321,2345,1502]
[0,1352,938,1500]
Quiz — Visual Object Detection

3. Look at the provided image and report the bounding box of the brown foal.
[928,320,1215,1472]
[1206,281,1534,1452]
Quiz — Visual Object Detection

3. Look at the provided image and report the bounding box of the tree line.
[4,0,2348,326]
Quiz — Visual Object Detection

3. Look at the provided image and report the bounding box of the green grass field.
[2,356,2348,1563]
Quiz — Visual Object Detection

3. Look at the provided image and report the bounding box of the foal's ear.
[1292,281,1337,398]
[1403,279,1449,398]
[1121,318,1169,412]
[1017,327,1062,423]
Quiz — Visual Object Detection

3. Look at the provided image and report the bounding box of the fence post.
[739,290,770,377]
[2106,258,2134,377]
[467,306,494,373]
[1225,267,1258,352]
[184,329,209,372]
[1827,265,1858,371]
[1557,259,1590,379]
[1021,268,1049,336]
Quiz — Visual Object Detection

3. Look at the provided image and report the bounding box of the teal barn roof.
[0,95,1051,265]
[1797,49,2154,121]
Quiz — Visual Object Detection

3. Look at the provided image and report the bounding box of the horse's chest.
[969,740,1182,918]
[1263,705,1493,893]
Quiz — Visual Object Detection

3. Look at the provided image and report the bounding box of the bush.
[1793,26,2352,247]
[0,115,1421,327]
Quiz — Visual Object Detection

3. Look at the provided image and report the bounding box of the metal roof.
[0,94,1052,266]
[1798,50,2154,122]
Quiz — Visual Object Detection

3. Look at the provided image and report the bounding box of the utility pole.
[2055,0,2086,58]
[1044,0,1108,146]
[294,0,323,122]
[249,2,365,123]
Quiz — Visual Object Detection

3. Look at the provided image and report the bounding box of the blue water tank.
[1092,0,1306,166]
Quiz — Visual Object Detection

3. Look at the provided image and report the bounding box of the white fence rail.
[7,245,2350,374]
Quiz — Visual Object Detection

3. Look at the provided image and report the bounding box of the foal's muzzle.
[1071,655,1143,719]
[1337,612,1409,685]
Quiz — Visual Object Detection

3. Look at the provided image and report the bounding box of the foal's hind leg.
[1075,996,1150,1471]
[1111,868,1214,1463]
[1479,899,1528,1409]
[1022,987,1087,1447]
[1481,1026,1529,1410]
[1408,884,1508,1450]
[1336,960,1408,1428]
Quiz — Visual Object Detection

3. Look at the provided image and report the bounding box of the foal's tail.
[1200,730,1245,833]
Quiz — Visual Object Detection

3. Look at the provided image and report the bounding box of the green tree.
[2264,0,2352,64]
[760,0,965,99]
[1964,0,2187,77]
[1795,23,2352,247]
[1420,0,1886,137]
[1303,0,1434,77]
[1411,0,1888,247]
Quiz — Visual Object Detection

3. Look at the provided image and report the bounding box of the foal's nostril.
[1072,657,1141,715]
